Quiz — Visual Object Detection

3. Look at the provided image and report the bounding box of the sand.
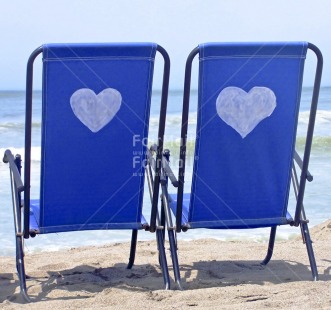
[1,220,331,309]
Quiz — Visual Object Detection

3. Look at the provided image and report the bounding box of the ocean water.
[0,88,330,256]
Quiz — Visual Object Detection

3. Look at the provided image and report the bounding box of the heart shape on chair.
[70,88,122,133]
[216,86,276,138]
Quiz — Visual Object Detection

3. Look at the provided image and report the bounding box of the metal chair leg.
[16,235,30,302]
[127,230,138,269]
[156,229,170,289]
[261,226,277,265]
[168,230,182,290]
[301,222,319,280]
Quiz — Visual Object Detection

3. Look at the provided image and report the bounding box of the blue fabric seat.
[29,200,148,233]
[169,193,293,229]
[4,43,171,301]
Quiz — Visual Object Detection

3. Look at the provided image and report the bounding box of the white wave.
[298,110,331,137]
[299,110,331,124]
[150,112,198,126]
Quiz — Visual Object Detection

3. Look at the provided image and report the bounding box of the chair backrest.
[24,43,169,234]
[178,42,320,229]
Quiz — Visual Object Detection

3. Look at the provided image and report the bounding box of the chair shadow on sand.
[178,259,331,290]
[0,273,20,303]
[322,259,331,278]
[0,262,164,303]
[2,258,331,303]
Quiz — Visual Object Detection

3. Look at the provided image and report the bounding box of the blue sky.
[0,0,330,89]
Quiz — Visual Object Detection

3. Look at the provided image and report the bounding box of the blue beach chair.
[161,42,323,287]
[3,43,171,301]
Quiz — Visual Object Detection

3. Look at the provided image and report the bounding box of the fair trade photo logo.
[132,134,196,176]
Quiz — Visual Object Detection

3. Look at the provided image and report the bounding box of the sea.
[0,88,330,256]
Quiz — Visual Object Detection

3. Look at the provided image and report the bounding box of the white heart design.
[70,88,122,133]
[216,87,277,138]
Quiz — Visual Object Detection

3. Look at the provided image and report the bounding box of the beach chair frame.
[162,42,323,287]
[3,43,172,301]
[146,145,182,289]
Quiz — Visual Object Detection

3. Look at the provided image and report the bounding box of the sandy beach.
[1,220,330,309]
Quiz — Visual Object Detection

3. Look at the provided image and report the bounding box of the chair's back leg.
[145,160,171,289]
[292,164,308,242]
[261,226,277,265]
[167,230,182,290]
[291,160,318,280]
[301,222,319,280]
[161,151,182,289]
[156,229,171,289]
[160,185,182,289]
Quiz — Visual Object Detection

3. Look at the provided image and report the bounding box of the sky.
[0,0,330,90]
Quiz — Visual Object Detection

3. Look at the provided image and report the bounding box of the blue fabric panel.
[30,200,40,232]
[188,42,307,228]
[43,43,155,59]
[30,200,147,233]
[169,193,190,226]
[37,43,156,233]
[170,194,292,229]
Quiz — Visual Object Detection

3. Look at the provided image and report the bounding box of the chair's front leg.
[261,226,277,266]
[127,230,138,269]
[16,233,30,302]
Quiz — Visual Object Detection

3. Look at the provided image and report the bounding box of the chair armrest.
[3,149,25,192]
[294,150,313,182]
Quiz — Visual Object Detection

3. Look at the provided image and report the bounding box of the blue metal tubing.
[301,222,319,280]
[156,229,171,289]
[149,45,170,233]
[24,46,42,239]
[176,47,199,233]
[127,230,138,269]
[261,226,277,265]
[294,43,323,226]
[168,230,182,289]
[160,150,182,289]
[146,151,171,289]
